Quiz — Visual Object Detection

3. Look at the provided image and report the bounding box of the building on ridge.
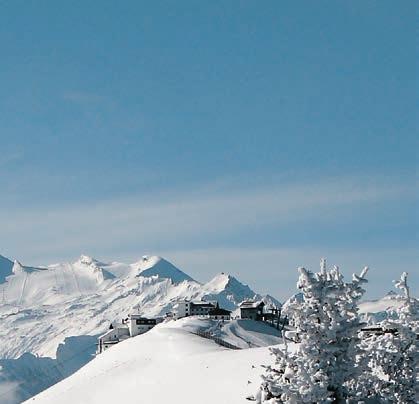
[97,314,158,354]
[239,300,265,321]
[208,303,231,321]
[126,314,157,337]
[97,322,130,354]
[173,300,217,319]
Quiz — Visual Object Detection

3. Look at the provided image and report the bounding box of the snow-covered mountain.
[24,321,285,404]
[358,291,407,323]
[0,253,279,403]
[282,289,408,325]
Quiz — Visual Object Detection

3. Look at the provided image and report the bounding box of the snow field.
[25,324,277,404]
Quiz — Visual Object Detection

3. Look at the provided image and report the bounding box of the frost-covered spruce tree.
[259,259,368,403]
[359,272,418,403]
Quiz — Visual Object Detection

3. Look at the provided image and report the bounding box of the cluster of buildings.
[173,300,232,320]
[173,299,281,323]
[97,314,161,354]
[97,298,281,354]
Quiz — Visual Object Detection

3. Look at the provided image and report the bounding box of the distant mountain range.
[0,252,408,404]
[0,252,280,403]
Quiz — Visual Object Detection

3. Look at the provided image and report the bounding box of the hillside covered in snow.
[24,321,287,404]
[0,252,412,404]
[0,253,279,403]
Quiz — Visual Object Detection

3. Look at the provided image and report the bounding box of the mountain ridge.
[0,251,280,403]
[0,252,277,357]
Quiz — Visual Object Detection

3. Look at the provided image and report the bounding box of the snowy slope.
[358,292,407,323]
[283,290,408,325]
[0,253,278,403]
[0,254,271,358]
[25,322,285,404]
[171,317,283,348]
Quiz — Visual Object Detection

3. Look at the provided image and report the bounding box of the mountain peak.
[130,256,195,284]
[76,255,104,266]
[205,272,231,289]
[262,294,283,309]
[205,272,250,293]
[201,273,258,310]
[74,255,115,283]
[78,255,94,265]
[12,259,24,274]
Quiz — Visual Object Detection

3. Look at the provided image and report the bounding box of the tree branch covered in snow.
[394,272,410,300]
[356,272,418,403]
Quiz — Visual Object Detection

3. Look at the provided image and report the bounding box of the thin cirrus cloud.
[0,175,413,263]
[0,151,24,168]
[160,245,418,300]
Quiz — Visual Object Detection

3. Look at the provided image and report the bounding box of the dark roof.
[209,307,231,316]
[208,302,231,316]
[190,302,215,308]
[239,300,265,309]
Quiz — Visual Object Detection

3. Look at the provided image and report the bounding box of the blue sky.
[0,1,417,299]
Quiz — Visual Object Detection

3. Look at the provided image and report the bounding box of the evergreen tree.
[357,272,418,403]
[259,259,368,403]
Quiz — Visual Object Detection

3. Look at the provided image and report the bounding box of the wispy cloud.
[0,175,416,298]
[61,90,144,133]
[0,175,413,259]
[159,246,418,299]
[0,151,24,168]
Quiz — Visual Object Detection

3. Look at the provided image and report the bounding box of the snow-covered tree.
[259,259,369,403]
[357,272,418,403]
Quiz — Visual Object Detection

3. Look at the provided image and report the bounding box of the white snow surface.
[0,253,280,403]
[170,316,283,348]
[25,322,285,404]
[2,252,403,404]
[283,291,408,325]
[0,254,276,358]
[358,292,407,323]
